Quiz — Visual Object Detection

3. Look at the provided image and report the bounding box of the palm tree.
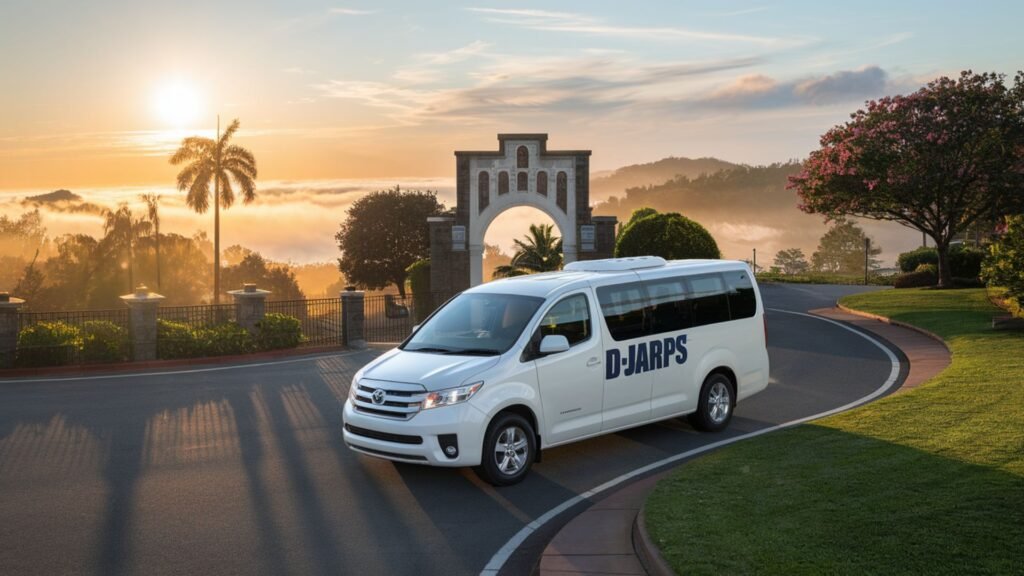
[170,117,257,303]
[140,193,162,290]
[492,223,563,278]
[102,204,152,292]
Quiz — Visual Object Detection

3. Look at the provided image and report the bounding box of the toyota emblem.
[371,389,386,405]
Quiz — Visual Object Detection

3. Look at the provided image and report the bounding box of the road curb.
[633,504,674,576]
[835,302,951,352]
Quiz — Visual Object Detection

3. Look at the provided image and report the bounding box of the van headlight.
[348,378,360,401]
[422,381,483,410]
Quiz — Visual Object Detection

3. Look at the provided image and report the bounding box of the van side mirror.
[539,334,570,355]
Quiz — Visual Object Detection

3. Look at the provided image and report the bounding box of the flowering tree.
[789,71,1024,287]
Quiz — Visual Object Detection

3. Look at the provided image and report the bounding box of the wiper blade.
[406,346,452,353]
[442,348,501,356]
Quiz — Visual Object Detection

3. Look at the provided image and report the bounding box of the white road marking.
[0,349,376,384]
[480,308,902,575]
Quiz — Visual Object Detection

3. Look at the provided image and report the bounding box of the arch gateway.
[429,134,618,294]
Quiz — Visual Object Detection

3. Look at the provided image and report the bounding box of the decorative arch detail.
[517,171,528,192]
[536,171,548,196]
[517,145,529,169]
[498,171,509,195]
[478,171,489,212]
[556,171,568,213]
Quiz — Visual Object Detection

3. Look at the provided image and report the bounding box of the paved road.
[0,284,896,576]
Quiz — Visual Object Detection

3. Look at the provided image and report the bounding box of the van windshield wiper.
[405,346,453,354]
[442,348,501,356]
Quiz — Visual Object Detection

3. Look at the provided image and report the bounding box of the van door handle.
[586,357,601,367]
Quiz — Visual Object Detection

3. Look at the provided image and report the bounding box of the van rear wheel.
[688,373,734,432]
[475,412,536,486]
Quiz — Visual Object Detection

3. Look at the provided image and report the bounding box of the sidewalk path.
[536,306,952,576]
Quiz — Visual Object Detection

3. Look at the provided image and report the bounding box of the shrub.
[157,319,254,359]
[615,211,720,260]
[898,246,985,278]
[405,259,434,321]
[982,215,1024,302]
[16,321,81,367]
[897,247,938,272]
[894,269,937,288]
[80,320,127,363]
[915,263,938,275]
[255,313,302,350]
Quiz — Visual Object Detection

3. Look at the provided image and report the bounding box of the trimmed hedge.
[80,321,128,363]
[894,269,938,288]
[157,319,254,359]
[16,321,81,367]
[406,258,434,321]
[255,313,303,350]
[615,211,720,260]
[897,246,985,278]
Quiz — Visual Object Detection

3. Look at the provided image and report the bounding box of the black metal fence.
[363,292,454,343]
[266,298,342,347]
[157,304,237,327]
[15,308,131,367]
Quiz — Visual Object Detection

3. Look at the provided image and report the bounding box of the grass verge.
[756,272,895,286]
[645,288,1023,575]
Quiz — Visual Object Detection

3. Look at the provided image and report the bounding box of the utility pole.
[752,248,757,275]
[864,237,870,285]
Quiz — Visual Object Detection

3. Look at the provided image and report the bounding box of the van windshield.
[402,293,544,355]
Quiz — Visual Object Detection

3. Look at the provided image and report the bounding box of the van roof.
[470,258,751,299]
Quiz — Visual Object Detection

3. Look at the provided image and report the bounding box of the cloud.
[330,7,374,16]
[700,66,891,108]
[466,7,809,46]
[283,67,318,75]
[418,40,490,65]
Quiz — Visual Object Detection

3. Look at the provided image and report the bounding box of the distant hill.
[20,189,102,214]
[590,157,738,200]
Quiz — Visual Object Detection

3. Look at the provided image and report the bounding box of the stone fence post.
[341,289,366,349]
[0,292,25,369]
[121,285,165,362]
[228,283,271,334]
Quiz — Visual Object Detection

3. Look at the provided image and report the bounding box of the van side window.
[644,277,693,334]
[538,294,591,346]
[688,274,730,327]
[724,270,757,319]
[596,283,648,341]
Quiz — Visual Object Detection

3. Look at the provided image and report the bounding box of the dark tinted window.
[644,277,693,335]
[596,282,647,341]
[723,270,757,319]
[688,274,730,327]
[538,294,591,346]
[402,293,543,354]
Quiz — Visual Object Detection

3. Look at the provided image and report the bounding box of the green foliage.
[895,268,938,288]
[897,247,938,272]
[221,252,304,300]
[983,215,1024,302]
[811,219,882,274]
[899,246,985,278]
[615,210,720,259]
[405,259,435,321]
[492,224,564,278]
[757,272,895,286]
[16,321,81,367]
[772,247,810,275]
[254,313,302,350]
[80,320,127,363]
[336,186,446,297]
[157,319,254,359]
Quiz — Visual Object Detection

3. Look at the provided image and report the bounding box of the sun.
[153,80,202,127]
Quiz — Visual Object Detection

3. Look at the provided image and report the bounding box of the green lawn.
[645,288,1024,575]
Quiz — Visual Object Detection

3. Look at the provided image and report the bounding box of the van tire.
[475,412,536,486]
[688,373,734,432]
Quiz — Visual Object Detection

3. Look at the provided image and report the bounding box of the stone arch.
[472,200,574,286]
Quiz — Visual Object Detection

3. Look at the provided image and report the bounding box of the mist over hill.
[590,160,918,267]
[590,157,738,201]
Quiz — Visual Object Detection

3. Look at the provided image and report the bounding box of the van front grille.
[352,380,426,420]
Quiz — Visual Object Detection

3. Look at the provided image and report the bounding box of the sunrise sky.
[3,0,1023,190]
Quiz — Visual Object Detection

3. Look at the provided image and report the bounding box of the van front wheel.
[688,373,734,432]
[475,412,536,486]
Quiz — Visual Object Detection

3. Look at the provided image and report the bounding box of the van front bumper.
[342,399,488,467]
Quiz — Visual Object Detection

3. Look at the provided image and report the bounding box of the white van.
[342,257,769,485]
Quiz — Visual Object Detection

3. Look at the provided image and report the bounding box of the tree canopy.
[335,186,446,296]
[789,71,1024,287]
[492,223,563,278]
[811,219,882,275]
[773,248,810,275]
[614,209,720,260]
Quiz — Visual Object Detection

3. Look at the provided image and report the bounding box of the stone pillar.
[341,289,366,349]
[589,216,618,260]
[0,292,25,369]
[120,285,165,362]
[429,216,471,293]
[228,283,271,334]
